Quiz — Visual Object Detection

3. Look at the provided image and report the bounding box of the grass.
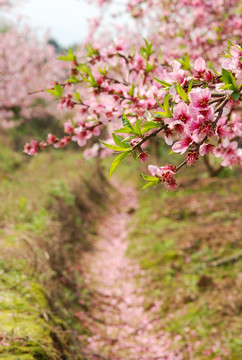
[0,146,111,359]
[128,165,242,360]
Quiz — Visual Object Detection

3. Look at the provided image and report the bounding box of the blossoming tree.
[24,0,241,190]
[0,2,65,130]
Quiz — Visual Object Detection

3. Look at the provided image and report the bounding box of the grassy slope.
[127,165,242,360]
[0,147,111,360]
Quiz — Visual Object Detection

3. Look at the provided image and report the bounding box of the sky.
[4,0,128,47]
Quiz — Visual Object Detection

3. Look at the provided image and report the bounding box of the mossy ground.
[0,146,111,360]
[127,163,242,359]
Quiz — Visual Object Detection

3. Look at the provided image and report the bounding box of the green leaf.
[100,141,131,152]
[46,89,58,96]
[122,114,135,130]
[45,82,63,98]
[222,68,236,88]
[175,81,189,102]
[112,134,131,148]
[98,65,107,76]
[85,44,99,57]
[152,111,167,117]
[54,83,63,97]
[141,181,156,189]
[154,94,165,110]
[70,118,75,129]
[135,117,142,134]
[141,178,160,189]
[154,77,172,88]
[140,174,161,189]
[145,109,153,121]
[128,84,135,97]
[114,127,136,134]
[227,39,232,55]
[141,121,160,134]
[66,75,80,84]
[58,47,75,62]
[188,79,193,93]
[232,91,240,101]
[140,39,153,59]
[121,135,137,142]
[177,54,190,70]
[133,151,139,161]
[58,55,73,61]
[219,84,235,90]
[145,61,156,74]
[163,93,172,117]
[109,151,131,178]
[73,91,81,102]
[140,174,157,181]
[77,63,90,74]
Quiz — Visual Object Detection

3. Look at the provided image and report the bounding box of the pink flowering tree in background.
[24,0,241,190]
[0,26,66,129]
[0,0,12,8]
[0,2,66,135]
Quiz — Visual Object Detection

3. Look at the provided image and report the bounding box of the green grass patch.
[128,170,242,359]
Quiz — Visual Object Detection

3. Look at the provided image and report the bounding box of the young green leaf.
[177,54,190,70]
[154,94,164,110]
[54,83,63,97]
[219,84,235,90]
[141,178,161,189]
[141,121,160,134]
[122,114,135,130]
[188,79,193,93]
[100,141,131,152]
[134,117,142,134]
[145,109,153,121]
[121,136,137,142]
[114,127,137,134]
[73,91,82,102]
[222,68,237,88]
[140,174,161,189]
[46,89,58,97]
[145,61,156,74]
[109,151,131,178]
[141,181,156,189]
[154,77,172,88]
[128,84,135,97]
[151,111,167,117]
[140,174,158,181]
[58,47,76,62]
[163,93,172,117]
[232,91,240,101]
[175,82,189,102]
[112,133,131,148]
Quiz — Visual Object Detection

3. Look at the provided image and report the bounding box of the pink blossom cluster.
[26,39,241,189]
[23,134,71,155]
[93,0,241,66]
[149,164,177,191]
[0,24,65,128]
[222,44,242,80]
[22,0,241,190]
[71,121,100,147]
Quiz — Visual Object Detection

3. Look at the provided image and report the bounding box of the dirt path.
[79,186,182,360]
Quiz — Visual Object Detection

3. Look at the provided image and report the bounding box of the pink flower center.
[179,113,188,122]
[198,97,208,107]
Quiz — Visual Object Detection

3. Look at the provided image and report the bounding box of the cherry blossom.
[20,0,241,190]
